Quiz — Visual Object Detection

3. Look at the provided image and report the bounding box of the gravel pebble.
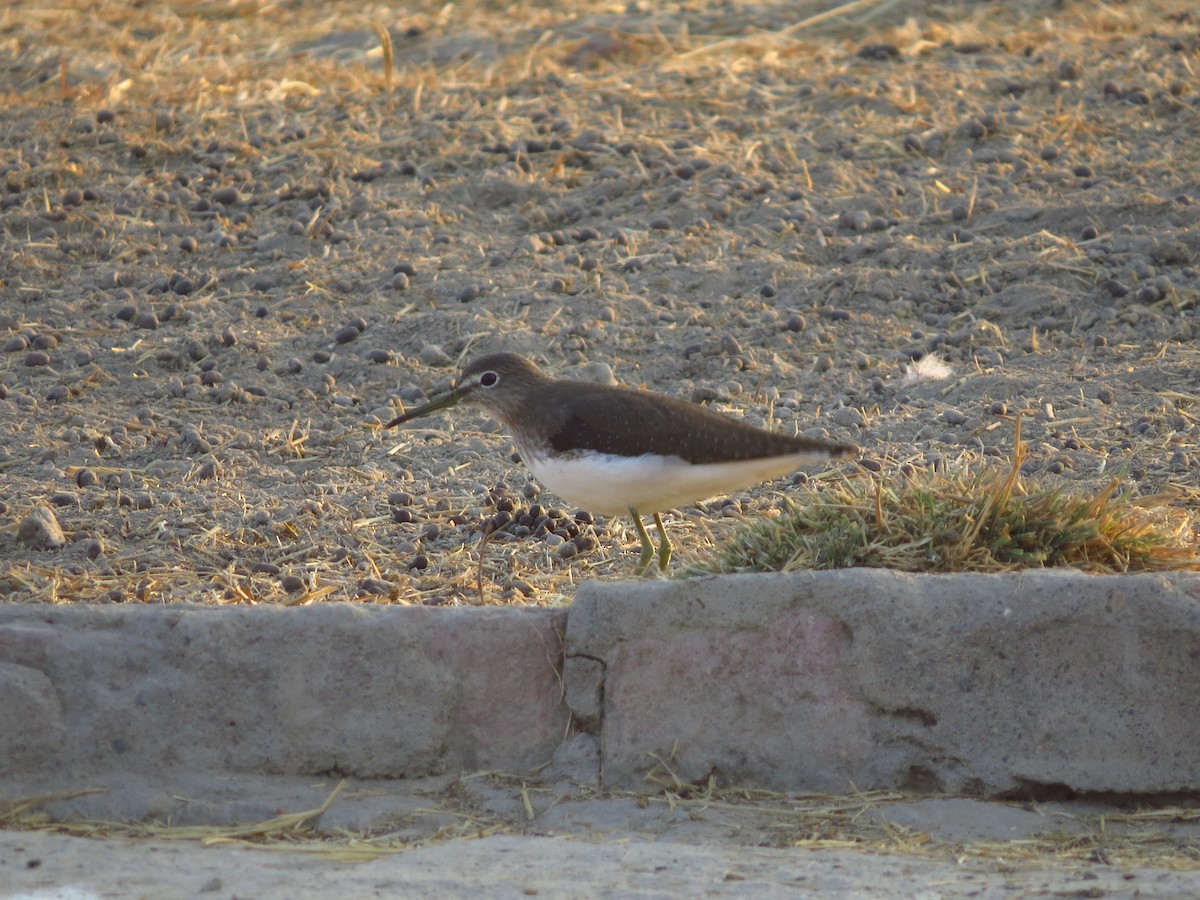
[18,505,67,550]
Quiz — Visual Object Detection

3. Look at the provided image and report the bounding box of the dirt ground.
[1,0,1199,603]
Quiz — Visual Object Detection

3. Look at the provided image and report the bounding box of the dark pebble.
[555,542,578,559]
[24,351,51,367]
[312,350,331,364]
[212,186,242,205]
[365,349,393,364]
[84,539,104,560]
[115,304,137,321]
[197,460,219,479]
[358,578,391,596]
[393,508,416,524]
[280,574,306,592]
[990,401,1007,416]
[180,235,198,253]
[135,310,159,330]
[3,335,27,352]
[456,286,479,302]
[45,385,68,403]
[388,491,414,507]
[1079,225,1099,241]
[334,324,361,344]
[390,272,410,290]
[75,467,98,487]
[408,555,429,571]
[252,562,281,576]
[1097,387,1114,404]
[419,523,440,541]
[1058,59,1082,80]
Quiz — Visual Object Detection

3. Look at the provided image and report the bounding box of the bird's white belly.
[521,450,830,515]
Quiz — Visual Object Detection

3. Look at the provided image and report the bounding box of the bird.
[385,352,859,573]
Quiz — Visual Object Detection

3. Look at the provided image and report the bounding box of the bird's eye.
[480,370,499,387]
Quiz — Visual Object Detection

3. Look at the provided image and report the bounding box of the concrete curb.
[3,570,1200,822]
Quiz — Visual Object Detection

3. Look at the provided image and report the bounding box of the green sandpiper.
[385,352,859,573]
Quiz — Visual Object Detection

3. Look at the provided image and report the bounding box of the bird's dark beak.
[384,384,467,428]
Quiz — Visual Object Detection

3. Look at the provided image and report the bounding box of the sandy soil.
[1,0,1198,606]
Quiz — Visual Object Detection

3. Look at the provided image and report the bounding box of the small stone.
[357,578,391,596]
[418,344,453,366]
[212,186,242,205]
[18,505,67,550]
[280,574,306,593]
[24,351,51,367]
[334,324,361,344]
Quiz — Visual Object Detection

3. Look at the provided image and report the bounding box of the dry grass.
[6,776,1200,869]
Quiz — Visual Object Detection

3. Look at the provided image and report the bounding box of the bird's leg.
[629,508,655,575]
[653,512,672,572]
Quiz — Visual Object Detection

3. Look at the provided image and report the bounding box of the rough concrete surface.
[568,569,1200,795]
[0,603,568,784]
[5,570,1200,895]
[7,827,1200,900]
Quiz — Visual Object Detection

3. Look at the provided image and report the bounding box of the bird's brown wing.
[546,385,854,464]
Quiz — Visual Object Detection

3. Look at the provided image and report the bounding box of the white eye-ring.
[479,370,499,387]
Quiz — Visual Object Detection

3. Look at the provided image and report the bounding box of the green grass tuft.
[687,425,1199,577]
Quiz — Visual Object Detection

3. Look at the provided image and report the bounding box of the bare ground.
[1,0,1199,604]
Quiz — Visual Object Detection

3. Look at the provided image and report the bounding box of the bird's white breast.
[520,450,832,515]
